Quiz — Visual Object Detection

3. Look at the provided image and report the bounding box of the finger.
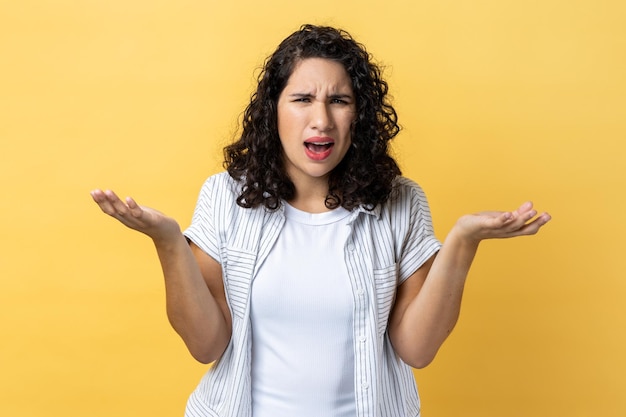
[97,191,137,222]
[530,212,552,228]
[90,189,118,216]
[125,196,144,218]
[504,204,539,231]
[510,212,552,236]
[90,189,111,204]
[520,208,538,224]
[513,201,534,217]
[471,212,514,232]
[492,211,513,227]
[501,211,513,221]
[104,190,129,212]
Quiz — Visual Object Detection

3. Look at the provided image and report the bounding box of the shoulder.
[196,172,279,224]
[196,172,243,202]
[387,176,430,208]
[374,176,436,235]
[191,172,244,226]
[357,176,431,221]
[392,176,426,193]
[201,171,241,192]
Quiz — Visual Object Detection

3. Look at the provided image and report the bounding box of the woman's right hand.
[91,188,231,363]
[90,189,181,243]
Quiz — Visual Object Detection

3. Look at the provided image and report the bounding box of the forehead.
[284,58,353,92]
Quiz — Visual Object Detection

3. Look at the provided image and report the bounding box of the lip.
[303,137,335,161]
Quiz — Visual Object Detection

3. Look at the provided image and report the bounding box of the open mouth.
[303,139,335,161]
[304,142,334,153]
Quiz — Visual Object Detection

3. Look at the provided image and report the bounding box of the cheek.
[346,109,357,129]
[277,108,299,138]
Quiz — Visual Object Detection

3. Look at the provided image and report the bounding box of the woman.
[91,24,551,417]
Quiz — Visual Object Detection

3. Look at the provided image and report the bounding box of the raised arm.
[388,201,551,368]
[90,189,231,363]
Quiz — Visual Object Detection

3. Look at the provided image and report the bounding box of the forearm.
[390,202,550,368]
[393,229,479,368]
[90,189,230,362]
[153,232,230,363]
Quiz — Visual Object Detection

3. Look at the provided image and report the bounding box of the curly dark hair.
[224,24,401,211]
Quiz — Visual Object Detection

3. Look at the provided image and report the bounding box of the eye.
[290,94,312,103]
[330,95,353,105]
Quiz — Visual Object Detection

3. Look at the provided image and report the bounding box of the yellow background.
[1,1,624,416]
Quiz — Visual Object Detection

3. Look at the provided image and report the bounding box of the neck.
[288,196,330,213]
[288,177,331,213]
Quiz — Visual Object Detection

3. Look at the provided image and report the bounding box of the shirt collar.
[348,203,381,224]
[273,202,381,223]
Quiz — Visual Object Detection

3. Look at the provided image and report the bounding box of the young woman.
[91,24,551,417]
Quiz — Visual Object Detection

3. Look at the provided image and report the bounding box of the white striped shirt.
[183,172,442,417]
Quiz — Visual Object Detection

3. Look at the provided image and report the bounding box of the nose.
[310,102,334,132]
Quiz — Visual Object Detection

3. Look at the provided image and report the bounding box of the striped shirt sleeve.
[392,177,442,284]
[183,174,223,262]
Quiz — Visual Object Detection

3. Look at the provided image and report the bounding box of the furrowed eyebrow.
[288,93,314,99]
[329,93,353,100]
[288,93,354,100]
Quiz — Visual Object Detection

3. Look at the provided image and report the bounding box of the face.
[277,57,356,189]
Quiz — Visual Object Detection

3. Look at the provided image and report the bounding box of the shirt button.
[361,381,369,389]
[356,288,364,296]
[359,336,366,342]
[347,243,355,251]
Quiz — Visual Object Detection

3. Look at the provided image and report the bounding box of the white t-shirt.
[250,202,356,417]
[183,172,443,417]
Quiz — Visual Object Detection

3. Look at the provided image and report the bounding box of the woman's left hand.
[453,201,551,243]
